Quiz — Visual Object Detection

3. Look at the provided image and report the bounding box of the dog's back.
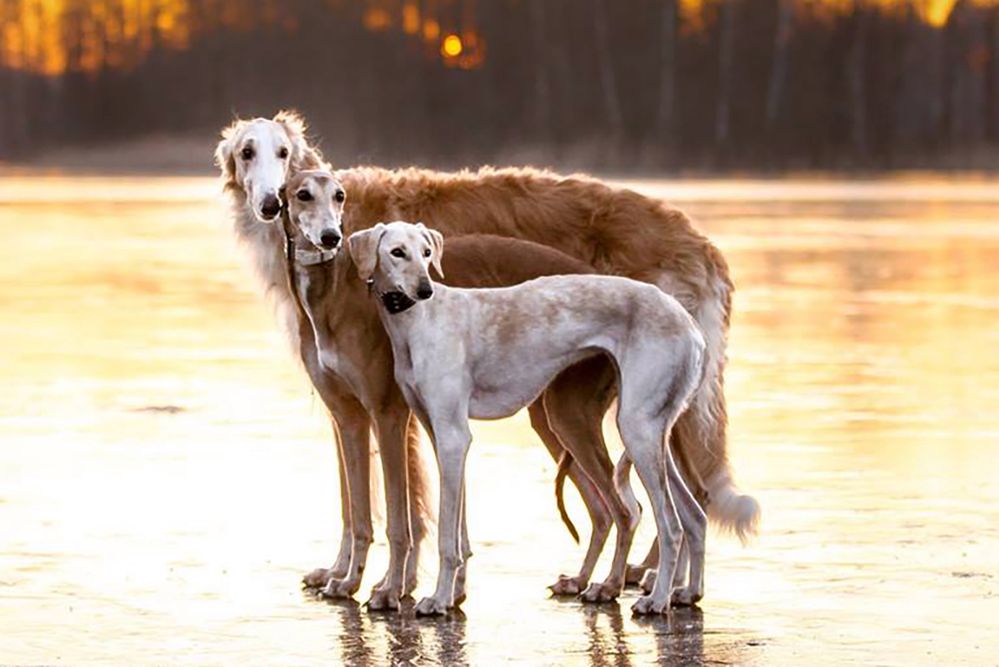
[441,234,594,289]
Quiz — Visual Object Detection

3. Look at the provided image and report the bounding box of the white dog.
[348,221,708,616]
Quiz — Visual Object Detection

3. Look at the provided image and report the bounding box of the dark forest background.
[1,0,997,171]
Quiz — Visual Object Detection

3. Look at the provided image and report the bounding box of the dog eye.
[241,147,255,160]
[423,248,432,258]
[296,190,312,202]
[278,147,289,159]
[390,248,406,259]
[334,190,346,203]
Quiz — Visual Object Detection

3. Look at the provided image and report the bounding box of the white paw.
[632,594,669,615]
[670,587,702,607]
[548,575,586,596]
[321,576,361,599]
[579,581,622,603]
[414,595,450,616]
[366,587,402,611]
[303,566,344,589]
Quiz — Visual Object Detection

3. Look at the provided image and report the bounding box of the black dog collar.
[380,290,417,314]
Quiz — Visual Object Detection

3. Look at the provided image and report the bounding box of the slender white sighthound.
[349,221,709,616]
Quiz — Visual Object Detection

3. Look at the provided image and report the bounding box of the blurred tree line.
[0,0,997,170]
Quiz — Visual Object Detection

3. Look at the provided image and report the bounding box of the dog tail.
[554,451,580,544]
[705,465,761,544]
[664,245,760,542]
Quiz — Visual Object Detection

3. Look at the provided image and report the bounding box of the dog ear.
[348,223,387,283]
[214,120,239,190]
[274,109,330,172]
[417,222,445,279]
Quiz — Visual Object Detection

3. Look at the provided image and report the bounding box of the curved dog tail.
[554,451,580,544]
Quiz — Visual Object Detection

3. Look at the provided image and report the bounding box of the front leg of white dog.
[452,485,473,605]
[416,422,472,616]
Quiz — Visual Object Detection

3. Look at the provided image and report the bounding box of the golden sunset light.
[1,0,997,664]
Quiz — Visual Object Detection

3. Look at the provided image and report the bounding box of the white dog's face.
[215,112,323,223]
[286,170,346,251]
[348,221,444,313]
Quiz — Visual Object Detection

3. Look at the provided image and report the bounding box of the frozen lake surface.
[1,173,997,665]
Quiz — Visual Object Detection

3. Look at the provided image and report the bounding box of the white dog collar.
[294,248,338,266]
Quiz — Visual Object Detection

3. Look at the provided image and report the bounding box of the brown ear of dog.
[348,223,387,282]
[416,222,445,278]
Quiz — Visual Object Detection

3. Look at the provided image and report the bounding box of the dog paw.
[548,575,586,596]
[414,596,450,616]
[366,587,402,611]
[632,594,669,615]
[625,564,652,587]
[670,587,702,607]
[303,567,341,589]
[579,581,622,603]
[321,576,361,600]
[639,570,657,595]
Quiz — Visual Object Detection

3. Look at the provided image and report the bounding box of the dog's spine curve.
[554,451,580,544]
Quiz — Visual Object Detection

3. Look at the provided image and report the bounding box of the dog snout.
[260,193,281,219]
[319,229,342,249]
[416,282,434,300]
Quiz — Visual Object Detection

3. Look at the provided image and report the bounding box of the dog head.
[214,110,324,223]
[285,170,346,252]
[348,221,444,313]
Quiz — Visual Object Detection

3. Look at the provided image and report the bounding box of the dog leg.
[416,420,472,616]
[321,403,373,600]
[621,415,682,616]
[403,412,426,597]
[367,408,413,611]
[665,445,707,606]
[303,424,353,589]
[452,485,473,605]
[626,540,658,587]
[527,400,611,596]
[542,360,622,597]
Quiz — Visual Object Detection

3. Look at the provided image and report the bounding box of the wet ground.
[1,173,997,665]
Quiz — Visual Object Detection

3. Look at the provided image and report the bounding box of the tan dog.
[282,170,659,608]
[349,221,707,616]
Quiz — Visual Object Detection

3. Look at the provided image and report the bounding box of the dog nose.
[260,194,281,219]
[416,284,434,300]
[320,229,341,249]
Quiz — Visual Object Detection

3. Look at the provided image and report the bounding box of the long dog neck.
[280,222,356,357]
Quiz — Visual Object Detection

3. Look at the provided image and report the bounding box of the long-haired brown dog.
[214,111,759,610]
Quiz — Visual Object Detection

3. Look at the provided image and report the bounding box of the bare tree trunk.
[987,6,999,143]
[848,2,869,157]
[529,0,552,140]
[715,0,737,145]
[592,0,624,136]
[766,0,793,131]
[656,0,677,141]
